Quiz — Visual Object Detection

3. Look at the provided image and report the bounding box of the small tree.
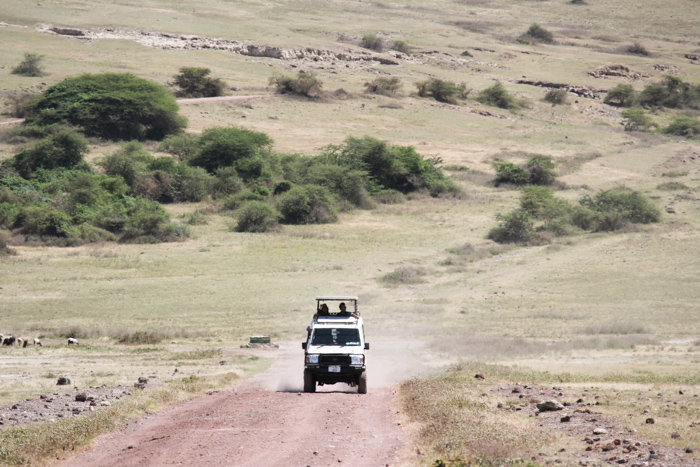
[3,93,36,118]
[524,24,554,43]
[278,184,337,224]
[526,154,557,186]
[25,73,187,141]
[638,84,669,109]
[269,72,323,98]
[364,77,403,96]
[172,67,227,98]
[360,34,384,52]
[391,40,411,54]
[621,108,656,132]
[476,82,517,109]
[604,84,637,107]
[415,78,470,104]
[12,53,46,77]
[189,126,273,174]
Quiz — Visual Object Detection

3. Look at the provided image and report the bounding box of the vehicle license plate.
[328,365,341,373]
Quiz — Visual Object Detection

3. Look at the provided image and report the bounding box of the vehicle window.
[311,328,361,346]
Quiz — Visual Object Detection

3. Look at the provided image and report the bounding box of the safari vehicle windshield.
[311,328,361,346]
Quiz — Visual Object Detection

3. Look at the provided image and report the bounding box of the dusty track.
[58,342,415,466]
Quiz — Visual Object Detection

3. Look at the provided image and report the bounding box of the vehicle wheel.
[358,372,367,394]
[303,370,316,393]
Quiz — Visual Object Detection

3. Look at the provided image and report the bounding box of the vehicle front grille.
[319,355,350,365]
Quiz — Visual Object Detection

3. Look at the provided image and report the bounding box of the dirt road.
[59,342,417,466]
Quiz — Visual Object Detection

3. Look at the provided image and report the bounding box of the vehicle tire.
[358,372,367,394]
[303,370,316,393]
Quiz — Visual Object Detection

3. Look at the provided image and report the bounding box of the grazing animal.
[16,338,23,347]
[34,338,42,347]
[3,336,16,346]
[23,339,28,348]
[67,337,79,345]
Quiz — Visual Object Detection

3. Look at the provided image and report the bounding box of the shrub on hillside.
[119,198,188,243]
[234,201,280,233]
[487,210,534,244]
[637,84,668,109]
[416,78,470,104]
[622,42,650,56]
[580,187,660,229]
[25,73,186,140]
[543,89,567,105]
[476,83,517,109]
[321,135,459,196]
[638,77,700,110]
[172,67,227,98]
[189,126,273,174]
[524,24,554,43]
[663,116,700,138]
[98,141,154,188]
[391,40,411,54]
[11,53,46,77]
[364,77,403,96]
[621,108,656,132]
[12,127,89,178]
[221,189,266,211]
[269,72,323,98]
[493,154,556,186]
[603,84,636,108]
[360,34,384,52]
[277,184,337,224]
[212,167,244,197]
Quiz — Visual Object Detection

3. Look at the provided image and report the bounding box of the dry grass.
[399,363,553,465]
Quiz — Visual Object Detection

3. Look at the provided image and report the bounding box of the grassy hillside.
[1,0,700,464]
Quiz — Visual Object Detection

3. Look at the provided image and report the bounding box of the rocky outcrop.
[588,64,650,81]
[517,79,606,99]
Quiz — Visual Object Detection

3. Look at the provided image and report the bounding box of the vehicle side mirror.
[302,342,307,350]
[364,343,370,350]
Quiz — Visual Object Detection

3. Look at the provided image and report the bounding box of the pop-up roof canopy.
[315,296,359,313]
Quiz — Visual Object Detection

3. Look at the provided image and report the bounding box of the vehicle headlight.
[350,355,364,365]
[306,354,319,364]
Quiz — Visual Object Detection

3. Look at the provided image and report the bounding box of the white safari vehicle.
[302,296,369,394]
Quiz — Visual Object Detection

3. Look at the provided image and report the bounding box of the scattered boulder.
[588,64,650,81]
[537,400,565,412]
[50,27,85,36]
[672,432,681,439]
[594,428,608,435]
[474,374,485,380]
[646,418,655,424]
[75,393,87,402]
[57,377,71,386]
[138,377,148,384]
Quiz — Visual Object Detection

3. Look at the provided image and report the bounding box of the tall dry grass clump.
[399,365,551,464]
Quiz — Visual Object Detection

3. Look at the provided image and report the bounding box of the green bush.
[543,89,567,105]
[172,67,227,98]
[476,83,517,109]
[663,116,700,138]
[364,77,403,96]
[278,184,337,224]
[0,202,20,229]
[487,210,534,244]
[272,180,293,195]
[493,161,530,186]
[305,164,371,208]
[360,34,384,52]
[416,78,470,104]
[638,84,668,108]
[12,127,89,178]
[159,134,200,162]
[17,205,77,237]
[220,189,265,211]
[524,24,554,43]
[493,154,557,186]
[603,84,637,107]
[171,165,213,202]
[189,126,273,174]
[98,141,154,188]
[321,136,458,196]
[25,73,187,140]
[11,53,45,77]
[269,72,323,98]
[119,198,187,243]
[621,108,656,131]
[212,167,244,197]
[234,201,280,233]
[580,187,660,230]
[525,154,557,186]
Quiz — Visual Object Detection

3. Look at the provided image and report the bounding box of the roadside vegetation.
[172,67,227,98]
